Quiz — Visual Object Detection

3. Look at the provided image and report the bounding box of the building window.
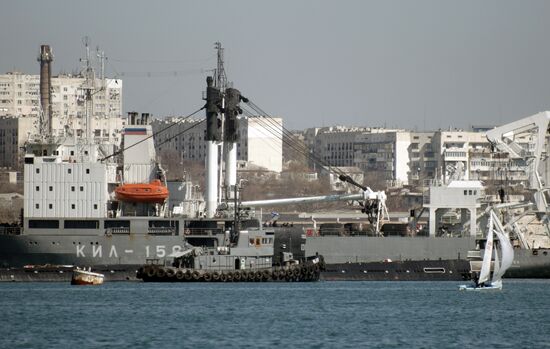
[49,204,53,209]
[86,169,90,174]
[80,186,84,192]
[71,186,75,192]
[93,204,98,210]
[49,186,53,191]
[68,168,72,174]
[36,186,39,191]
[464,190,467,195]
[36,168,40,174]
[35,204,39,209]
[71,204,75,209]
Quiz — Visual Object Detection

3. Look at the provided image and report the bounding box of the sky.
[1,0,550,131]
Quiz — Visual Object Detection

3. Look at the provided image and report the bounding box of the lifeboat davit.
[115,179,169,204]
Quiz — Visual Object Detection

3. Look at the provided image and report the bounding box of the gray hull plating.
[305,236,476,264]
[0,234,187,267]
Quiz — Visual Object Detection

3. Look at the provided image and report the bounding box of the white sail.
[492,244,500,283]
[493,231,514,282]
[478,215,494,284]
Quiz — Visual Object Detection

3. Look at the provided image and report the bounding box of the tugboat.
[137,208,324,282]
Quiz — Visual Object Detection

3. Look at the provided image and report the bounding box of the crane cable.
[100,106,205,161]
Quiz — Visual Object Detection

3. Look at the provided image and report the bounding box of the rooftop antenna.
[79,36,95,151]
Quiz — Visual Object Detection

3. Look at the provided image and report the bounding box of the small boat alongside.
[71,268,105,286]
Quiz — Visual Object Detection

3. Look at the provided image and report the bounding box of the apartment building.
[152,116,283,173]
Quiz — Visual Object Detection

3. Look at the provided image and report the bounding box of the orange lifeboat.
[115,180,169,204]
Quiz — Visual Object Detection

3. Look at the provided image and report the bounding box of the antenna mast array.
[79,37,96,147]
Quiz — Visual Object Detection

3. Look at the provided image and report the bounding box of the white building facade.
[0,72,124,169]
[152,116,283,173]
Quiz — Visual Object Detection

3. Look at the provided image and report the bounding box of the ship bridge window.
[104,220,130,228]
[148,220,179,233]
[64,220,99,229]
[29,220,59,229]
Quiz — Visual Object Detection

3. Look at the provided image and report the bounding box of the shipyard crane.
[240,174,389,232]
[485,111,550,212]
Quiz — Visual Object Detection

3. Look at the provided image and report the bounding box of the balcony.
[443,148,467,161]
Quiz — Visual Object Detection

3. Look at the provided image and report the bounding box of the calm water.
[1,280,549,349]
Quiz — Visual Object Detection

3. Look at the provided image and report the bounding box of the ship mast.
[79,36,95,152]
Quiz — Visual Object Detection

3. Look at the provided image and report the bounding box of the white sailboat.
[459,210,514,291]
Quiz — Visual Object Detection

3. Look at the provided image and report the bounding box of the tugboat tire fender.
[203,272,212,282]
[156,267,166,278]
[166,268,176,278]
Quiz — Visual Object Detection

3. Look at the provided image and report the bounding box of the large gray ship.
[1,43,550,282]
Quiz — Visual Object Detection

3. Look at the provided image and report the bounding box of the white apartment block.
[303,126,371,168]
[0,72,122,123]
[0,72,124,169]
[152,116,283,173]
[354,131,411,185]
[300,125,531,189]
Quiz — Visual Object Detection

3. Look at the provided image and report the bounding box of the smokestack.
[38,45,53,136]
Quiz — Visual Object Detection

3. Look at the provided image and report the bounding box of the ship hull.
[2,233,550,281]
[322,259,470,281]
[0,233,188,267]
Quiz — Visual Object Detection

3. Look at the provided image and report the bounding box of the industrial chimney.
[38,45,53,137]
